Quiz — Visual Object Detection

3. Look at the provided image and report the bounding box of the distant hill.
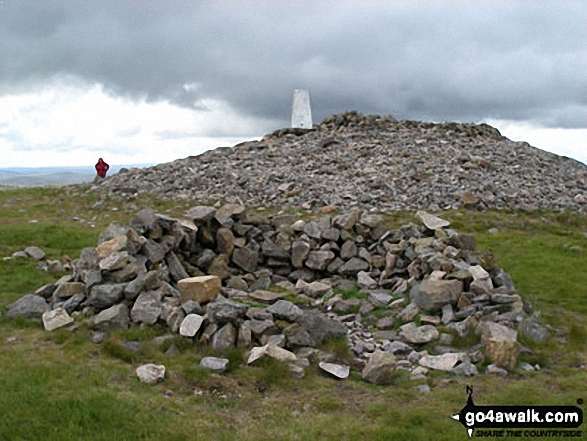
[0,164,156,187]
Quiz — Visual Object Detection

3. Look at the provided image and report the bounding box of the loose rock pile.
[93,111,587,212]
[8,204,552,385]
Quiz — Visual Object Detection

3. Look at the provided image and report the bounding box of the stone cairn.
[8,204,552,385]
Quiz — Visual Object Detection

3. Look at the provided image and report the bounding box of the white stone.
[42,308,74,331]
[291,89,313,129]
[468,265,491,281]
[179,314,204,337]
[419,353,466,371]
[136,364,165,384]
[319,362,350,379]
[200,356,229,372]
[247,343,297,364]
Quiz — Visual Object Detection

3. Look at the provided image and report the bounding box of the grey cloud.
[1,0,586,129]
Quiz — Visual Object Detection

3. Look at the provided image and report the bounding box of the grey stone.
[267,300,303,322]
[486,364,508,376]
[7,295,49,319]
[291,240,310,268]
[24,246,45,261]
[305,251,335,271]
[384,340,413,355]
[62,293,85,314]
[232,247,258,273]
[186,205,216,223]
[409,279,463,312]
[519,318,551,343]
[357,271,377,290]
[283,323,316,347]
[339,258,369,276]
[397,303,420,322]
[166,307,185,333]
[451,361,478,377]
[200,356,229,372]
[87,283,126,310]
[297,310,347,345]
[131,290,162,325]
[91,304,129,331]
[207,299,248,324]
[165,251,189,282]
[212,323,236,353]
[99,251,130,271]
[399,323,439,344]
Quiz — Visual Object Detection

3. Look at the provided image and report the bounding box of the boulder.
[53,282,85,299]
[297,310,347,345]
[207,300,248,324]
[87,283,126,310]
[212,323,236,353]
[232,247,258,273]
[419,353,466,371]
[24,246,45,261]
[415,210,450,230]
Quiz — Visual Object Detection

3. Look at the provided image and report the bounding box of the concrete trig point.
[291,89,313,129]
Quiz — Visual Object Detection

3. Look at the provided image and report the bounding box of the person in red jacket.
[95,158,109,178]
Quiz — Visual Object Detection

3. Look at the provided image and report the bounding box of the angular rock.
[305,251,335,271]
[187,206,216,223]
[399,323,439,344]
[216,228,235,257]
[178,275,221,304]
[207,299,248,324]
[7,294,49,319]
[232,247,258,273]
[87,283,126,310]
[99,251,130,271]
[248,290,286,303]
[267,300,303,322]
[339,257,369,276]
[297,310,347,345]
[212,323,236,353]
[131,290,162,325]
[42,307,74,331]
[91,304,129,331]
[247,343,297,364]
[485,337,519,370]
[291,240,310,268]
[409,279,463,312]
[361,350,397,385]
[53,282,85,299]
[357,271,377,290]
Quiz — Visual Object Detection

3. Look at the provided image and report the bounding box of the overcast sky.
[1,0,586,168]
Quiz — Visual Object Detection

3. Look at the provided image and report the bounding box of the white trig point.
[291,89,313,129]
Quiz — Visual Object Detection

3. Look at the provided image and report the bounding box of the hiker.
[95,158,109,178]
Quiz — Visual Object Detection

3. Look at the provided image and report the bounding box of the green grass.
[0,186,586,440]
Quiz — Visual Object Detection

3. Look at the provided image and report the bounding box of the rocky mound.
[93,111,587,212]
[8,204,551,384]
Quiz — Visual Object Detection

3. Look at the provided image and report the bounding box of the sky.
[1,0,586,168]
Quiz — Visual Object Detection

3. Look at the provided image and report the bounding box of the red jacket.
[95,158,110,177]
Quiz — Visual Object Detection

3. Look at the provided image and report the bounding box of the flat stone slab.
[248,290,286,304]
[319,362,350,379]
[42,308,74,331]
[415,210,450,230]
[247,343,297,364]
[419,353,466,371]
